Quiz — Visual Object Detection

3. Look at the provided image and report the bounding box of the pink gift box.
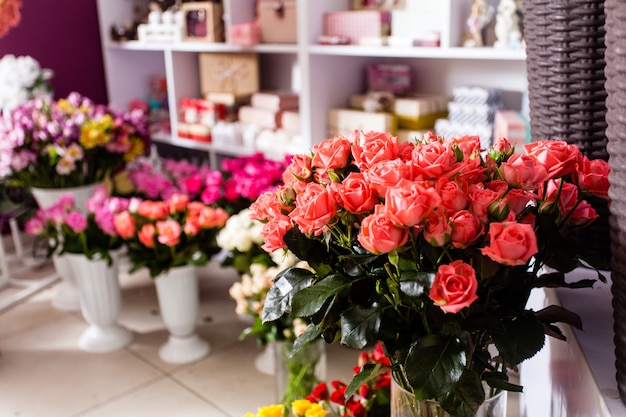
[258,0,297,44]
[323,10,391,44]
[229,21,260,46]
[366,64,413,94]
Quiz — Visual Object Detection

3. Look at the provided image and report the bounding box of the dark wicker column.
[522,0,610,258]
[605,0,626,405]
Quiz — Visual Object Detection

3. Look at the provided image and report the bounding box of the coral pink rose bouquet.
[252,130,610,417]
[113,193,229,277]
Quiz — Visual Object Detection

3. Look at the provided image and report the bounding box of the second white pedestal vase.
[67,253,133,353]
[31,183,101,312]
[154,264,209,364]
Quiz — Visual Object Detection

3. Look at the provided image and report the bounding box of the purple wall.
[0,0,108,104]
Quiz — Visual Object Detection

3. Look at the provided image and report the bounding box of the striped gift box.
[435,118,493,149]
[323,10,391,44]
[447,102,502,126]
[452,86,504,107]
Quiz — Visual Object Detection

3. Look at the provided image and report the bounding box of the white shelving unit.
[96,0,527,164]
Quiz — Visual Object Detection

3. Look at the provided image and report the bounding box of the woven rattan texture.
[605,0,626,406]
[522,0,608,160]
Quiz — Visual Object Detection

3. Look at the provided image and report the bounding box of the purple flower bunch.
[0,91,150,189]
[25,185,134,263]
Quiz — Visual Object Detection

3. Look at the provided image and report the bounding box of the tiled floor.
[0,248,358,417]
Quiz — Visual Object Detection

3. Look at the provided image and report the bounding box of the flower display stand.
[67,253,133,353]
[154,265,210,364]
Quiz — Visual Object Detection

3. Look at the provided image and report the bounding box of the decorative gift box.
[351,0,406,10]
[251,90,299,111]
[229,21,260,47]
[181,1,225,42]
[323,10,391,45]
[493,110,528,147]
[199,53,259,97]
[237,105,281,129]
[257,0,297,44]
[328,108,397,136]
[366,64,413,94]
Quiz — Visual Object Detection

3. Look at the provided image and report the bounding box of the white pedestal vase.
[154,264,209,364]
[66,253,133,353]
[30,183,101,312]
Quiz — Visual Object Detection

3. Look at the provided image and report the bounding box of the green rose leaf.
[262,267,314,323]
[404,334,466,399]
[340,305,381,349]
[292,274,352,317]
[439,369,484,417]
[345,363,386,401]
[492,312,545,366]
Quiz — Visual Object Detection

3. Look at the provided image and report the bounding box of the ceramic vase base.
[78,325,134,353]
[52,281,81,312]
[159,334,210,364]
[255,343,276,376]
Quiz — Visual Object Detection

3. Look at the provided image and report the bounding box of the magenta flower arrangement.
[24,185,131,263]
[251,130,611,417]
[126,152,288,215]
[0,92,150,189]
[112,193,229,277]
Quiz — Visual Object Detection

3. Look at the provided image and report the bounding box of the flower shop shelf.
[97,0,528,154]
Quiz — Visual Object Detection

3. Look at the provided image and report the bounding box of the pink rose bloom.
[450,135,481,157]
[283,153,313,186]
[574,156,610,200]
[493,137,513,153]
[481,221,538,266]
[311,136,351,174]
[468,184,501,223]
[423,209,451,247]
[429,260,479,314]
[223,178,240,202]
[184,173,203,194]
[330,172,377,214]
[504,188,536,217]
[383,179,441,227]
[500,153,550,190]
[411,141,460,180]
[398,142,415,162]
[138,224,156,248]
[156,220,181,247]
[137,200,170,220]
[261,215,292,253]
[449,210,483,249]
[541,180,598,226]
[358,207,409,254]
[364,159,411,198]
[200,185,221,205]
[94,207,116,236]
[113,211,136,240]
[350,130,399,169]
[65,212,87,233]
[435,178,468,212]
[289,182,337,236]
[168,193,189,213]
[524,140,581,179]
[24,216,44,236]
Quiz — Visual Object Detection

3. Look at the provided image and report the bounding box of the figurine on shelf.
[494,0,523,49]
[463,0,495,47]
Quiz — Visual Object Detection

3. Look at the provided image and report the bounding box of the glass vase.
[275,339,326,406]
[391,377,507,417]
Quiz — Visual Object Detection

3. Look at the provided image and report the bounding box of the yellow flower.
[290,400,328,417]
[303,403,328,417]
[124,137,146,162]
[256,404,284,417]
[79,114,113,149]
[56,98,76,114]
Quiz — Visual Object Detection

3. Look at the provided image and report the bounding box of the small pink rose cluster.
[251,130,610,313]
[25,185,131,259]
